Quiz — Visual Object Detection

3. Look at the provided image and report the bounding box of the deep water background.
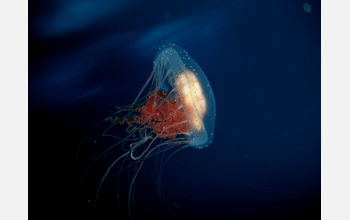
[29,0,321,219]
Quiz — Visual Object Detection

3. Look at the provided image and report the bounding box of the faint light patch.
[36,0,136,38]
[130,16,198,56]
[31,3,135,108]
[302,3,312,13]
[29,63,107,108]
[29,32,131,108]
[75,84,107,100]
[128,6,226,61]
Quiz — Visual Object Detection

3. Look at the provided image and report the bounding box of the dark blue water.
[29,0,320,219]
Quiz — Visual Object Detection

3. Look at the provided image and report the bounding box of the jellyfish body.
[107,44,216,150]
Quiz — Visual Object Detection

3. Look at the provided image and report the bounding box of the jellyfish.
[74,43,216,219]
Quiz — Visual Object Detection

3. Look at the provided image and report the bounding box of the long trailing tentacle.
[94,151,130,215]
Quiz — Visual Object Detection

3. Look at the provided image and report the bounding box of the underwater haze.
[29,0,321,219]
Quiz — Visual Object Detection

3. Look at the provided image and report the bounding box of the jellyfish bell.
[73,43,216,219]
[152,44,216,148]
